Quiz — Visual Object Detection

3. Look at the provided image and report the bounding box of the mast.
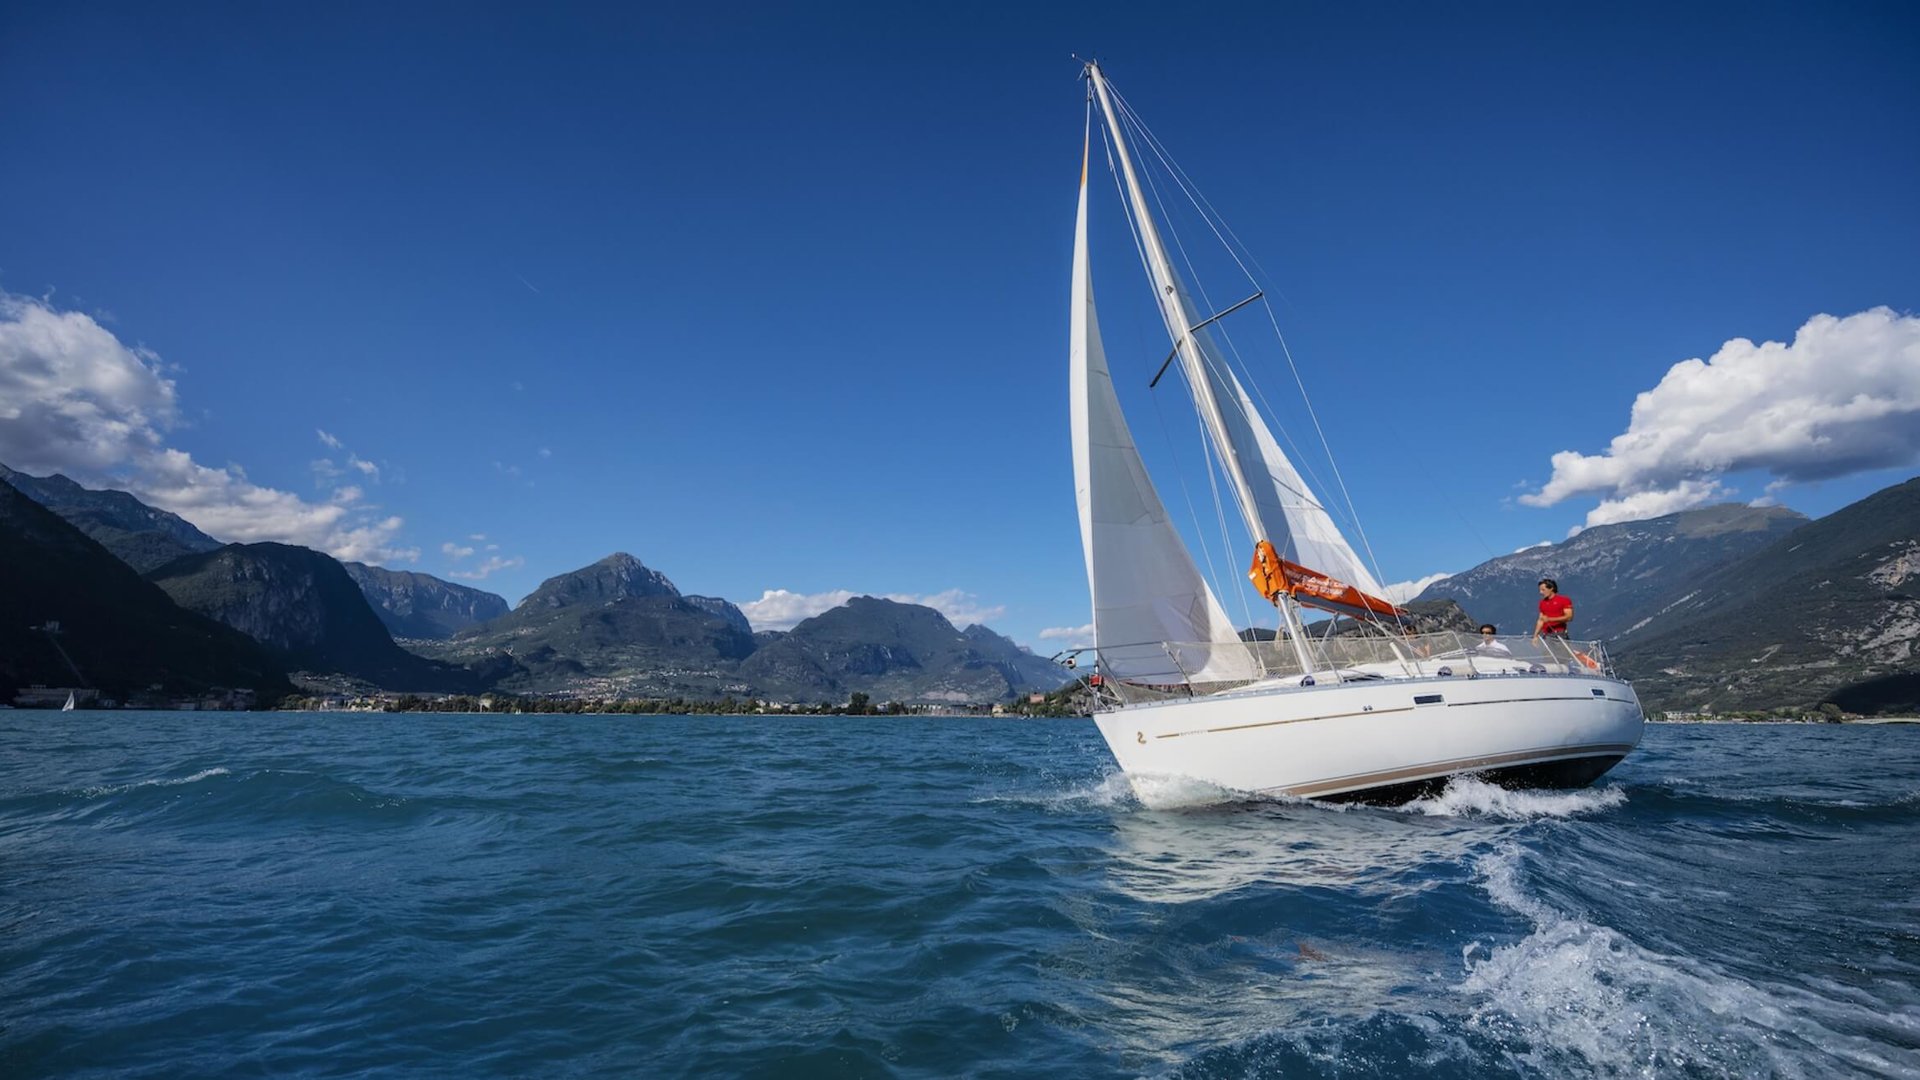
[1086,61,1319,675]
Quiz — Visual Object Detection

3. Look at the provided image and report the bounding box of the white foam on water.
[975,769,1290,813]
[972,770,1140,812]
[1458,846,1920,1078]
[1397,776,1626,820]
[81,766,230,798]
[1123,771,1261,811]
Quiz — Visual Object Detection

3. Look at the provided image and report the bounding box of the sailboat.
[1068,62,1643,805]
[62,691,76,712]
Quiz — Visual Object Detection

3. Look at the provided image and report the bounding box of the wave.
[1456,847,1920,1077]
[79,766,231,799]
[48,768,427,830]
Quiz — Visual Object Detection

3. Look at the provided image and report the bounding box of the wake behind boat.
[1065,62,1643,805]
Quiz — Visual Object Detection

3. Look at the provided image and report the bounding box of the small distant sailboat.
[62,691,76,712]
[1066,61,1644,804]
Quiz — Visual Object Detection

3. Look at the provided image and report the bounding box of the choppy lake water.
[2,713,1917,1078]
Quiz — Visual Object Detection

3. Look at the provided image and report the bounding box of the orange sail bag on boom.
[1249,540,1405,622]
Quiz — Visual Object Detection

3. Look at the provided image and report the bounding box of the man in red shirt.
[1534,578,1573,638]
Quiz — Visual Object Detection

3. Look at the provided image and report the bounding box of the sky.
[2,1,1917,648]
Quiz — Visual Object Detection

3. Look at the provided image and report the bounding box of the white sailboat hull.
[1092,672,1644,805]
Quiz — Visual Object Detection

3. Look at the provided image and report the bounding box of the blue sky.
[2,2,1917,646]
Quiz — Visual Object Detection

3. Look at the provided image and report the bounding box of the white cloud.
[0,293,176,471]
[1513,540,1553,553]
[739,587,1007,632]
[348,455,380,480]
[331,485,364,505]
[538,447,552,458]
[1381,572,1453,604]
[1579,478,1732,528]
[442,542,475,559]
[469,533,488,541]
[450,555,524,580]
[740,589,858,631]
[1523,307,1920,528]
[0,293,416,564]
[317,429,343,450]
[1038,623,1094,643]
[311,458,344,485]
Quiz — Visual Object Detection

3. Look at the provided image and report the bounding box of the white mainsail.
[1086,66,1386,602]
[1072,126,1253,683]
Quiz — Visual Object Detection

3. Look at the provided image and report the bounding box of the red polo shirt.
[1539,594,1572,634]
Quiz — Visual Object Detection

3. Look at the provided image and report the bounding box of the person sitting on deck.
[1534,579,1573,638]
[1474,624,1513,656]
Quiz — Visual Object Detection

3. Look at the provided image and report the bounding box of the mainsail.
[1086,63,1398,620]
[1072,124,1254,683]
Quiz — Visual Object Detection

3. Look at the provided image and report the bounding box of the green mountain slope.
[422,553,757,696]
[0,463,223,573]
[149,543,477,692]
[738,597,1069,703]
[0,477,290,702]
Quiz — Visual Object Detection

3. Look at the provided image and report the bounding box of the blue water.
[2,715,1917,1078]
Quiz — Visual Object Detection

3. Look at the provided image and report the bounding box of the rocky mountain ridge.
[342,561,510,640]
[1414,504,1808,640]
[149,543,480,693]
[0,464,223,572]
[1611,477,1920,713]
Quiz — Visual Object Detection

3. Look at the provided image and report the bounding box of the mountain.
[1413,504,1808,640]
[0,463,222,573]
[148,543,477,692]
[0,476,290,702]
[341,561,509,640]
[1612,476,1920,713]
[738,597,1070,703]
[420,553,757,696]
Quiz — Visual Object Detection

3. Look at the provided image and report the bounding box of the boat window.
[1414,694,1444,705]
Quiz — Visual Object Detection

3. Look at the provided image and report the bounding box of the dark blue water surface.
[2,714,1917,1078]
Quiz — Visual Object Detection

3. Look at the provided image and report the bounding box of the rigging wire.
[1106,83,1395,601]
[1098,107,1251,632]
[1110,96,1341,568]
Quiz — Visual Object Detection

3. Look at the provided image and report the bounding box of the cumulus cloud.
[442,541,476,559]
[1381,572,1453,604]
[740,588,1008,632]
[1037,623,1094,643]
[317,429,343,450]
[0,293,416,564]
[1522,307,1920,527]
[0,293,176,471]
[450,555,524,580]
